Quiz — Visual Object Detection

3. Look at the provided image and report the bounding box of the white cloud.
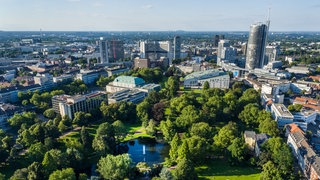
[142,4,153,9]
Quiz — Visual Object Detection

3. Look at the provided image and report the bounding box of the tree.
[288,104,303,112]
[260,161,281,180]
[48,168,76,180]
[169,133,181,161]
[146,119,157,136]
[73,112,91,126]
[42,149,66,176]
[0,173,5,180]
[10,168,28,180]
[136,100,152,126]
[152,102,165,122]
[92,122,116,156]
[227,137,248,163]
[190,122,213,140]
[165,76,179,98]
[214,121,238,149]
[178,136,208,163]
[238,103,260,127]
[8,111,37,128]
[173,158,198,180]
[43,109,56,119]
[203,81,210,90]
[97,154,131,180]
[27,162,44,180]
[176,105,200,130]
[238,88,260,111]
[80,126,92,152]
[160,119,176,142]
[66,148,83,171]
[159,167,173,180]
[27,142,47,162]
[259,118,279,137]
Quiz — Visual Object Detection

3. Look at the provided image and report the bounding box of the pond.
[124,138,169,165]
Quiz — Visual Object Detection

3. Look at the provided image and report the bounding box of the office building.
[246,22,269,69]
[173,36,181,60]
[213,34,225,47]
[217,40,237,66]
[99,37,109,64]
[270,103,294,128]
[265,45,280,64]
[34,73,54,91]
[107,40,124,62]
[75,70,100,85]
[183,69,230,89]
[139,41,173,61]
[134,58,150,68]
[52,91,106,119]
[108,89,147,104]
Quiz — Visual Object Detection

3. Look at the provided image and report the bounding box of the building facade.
[52,91,106,119]
[246,22,269,70]
[99,37,109,64]
[107,40,124,62]
[173,36,181,60]
[183,69,230,89]
[217,39,237,66]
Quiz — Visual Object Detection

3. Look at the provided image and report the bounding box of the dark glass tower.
[173,36,181,60]
[245,23,269,69]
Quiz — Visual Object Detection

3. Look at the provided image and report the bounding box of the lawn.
[60,122,152,143]
[196,159,261,180]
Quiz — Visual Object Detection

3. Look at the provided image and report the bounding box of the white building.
[271,103,294,128]
[217,40,237,66]
[75,70,100,85]
[183,69,230,89]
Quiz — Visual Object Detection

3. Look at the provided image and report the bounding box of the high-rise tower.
[217,40,237,66]
[99,37,109,64]
[173,36,181,60]
[107,40,124,62]
[245,22,269,70]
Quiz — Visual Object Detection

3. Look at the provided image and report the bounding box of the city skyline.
[1,0,320,31]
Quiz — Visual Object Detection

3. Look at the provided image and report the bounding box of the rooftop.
[272,103,294,118]
[113,76,145,86]
[184,69,227,80]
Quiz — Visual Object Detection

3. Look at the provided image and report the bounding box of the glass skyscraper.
[245,22,269,70]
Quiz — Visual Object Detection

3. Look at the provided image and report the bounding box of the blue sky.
[1,0,320,31]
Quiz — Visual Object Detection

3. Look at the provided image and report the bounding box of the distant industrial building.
[52,91,106,119]
[246,22,269,70]
[183,69,230,89]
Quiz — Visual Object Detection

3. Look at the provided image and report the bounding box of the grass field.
[60,122,153,143]
[196,159,261,180]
